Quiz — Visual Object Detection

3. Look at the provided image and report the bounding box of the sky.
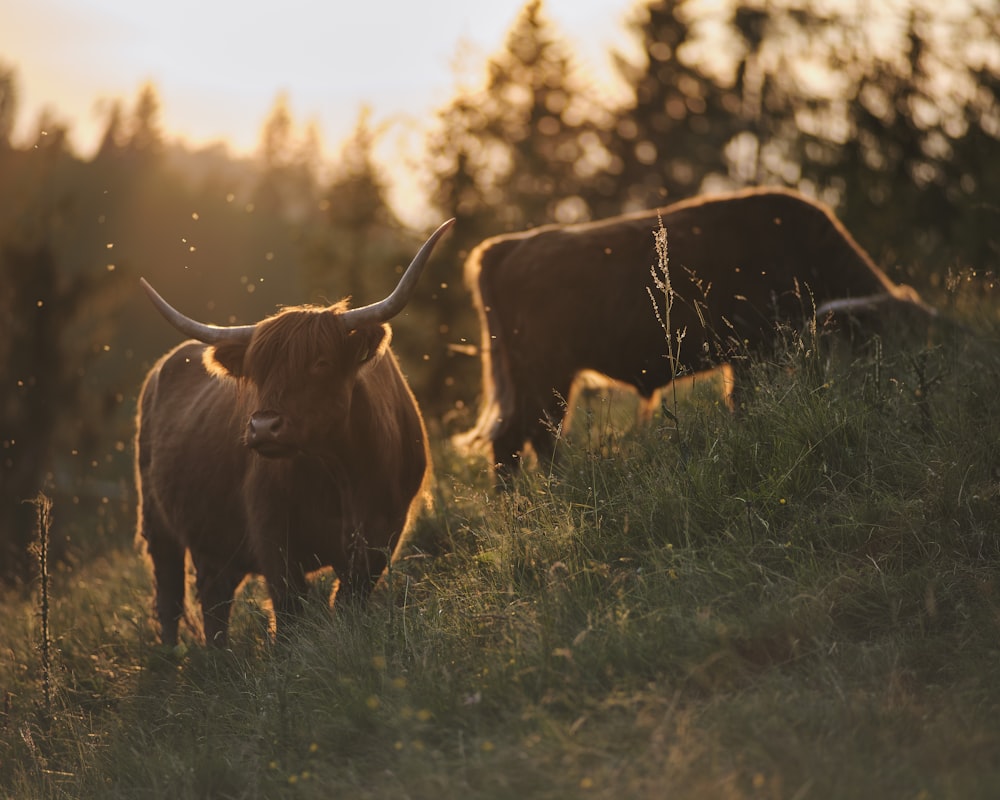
[2,0,642,160]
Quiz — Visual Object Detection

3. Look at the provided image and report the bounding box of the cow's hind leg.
[491,424,530,487]
[491,381,572,487]
[527,380,573,475]
[722,362,751,415]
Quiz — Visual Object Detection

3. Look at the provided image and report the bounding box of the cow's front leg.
[263,562,310,640]
[144,526,186,647]
[192,555,244,648]
[333,527,389,610]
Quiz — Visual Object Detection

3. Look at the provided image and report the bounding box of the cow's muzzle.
[246,411,296,457]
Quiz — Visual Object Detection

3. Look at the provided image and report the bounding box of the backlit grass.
[2,289,999,799]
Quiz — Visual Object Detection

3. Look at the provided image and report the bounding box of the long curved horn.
[815,293,891,317]
[140,278,257,344]
[339,218,455,330]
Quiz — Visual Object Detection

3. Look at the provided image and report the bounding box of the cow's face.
[207,304,390,458]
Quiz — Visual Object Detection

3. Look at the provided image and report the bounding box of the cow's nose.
[247,411,284,445]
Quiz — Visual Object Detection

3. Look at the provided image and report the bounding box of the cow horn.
[815,293,891,317]
[339,218,455,330]
[140,278,257,344]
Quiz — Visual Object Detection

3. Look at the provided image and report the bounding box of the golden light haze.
[2,0,637,158]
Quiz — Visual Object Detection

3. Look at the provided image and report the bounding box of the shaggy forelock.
[245,300,351,391]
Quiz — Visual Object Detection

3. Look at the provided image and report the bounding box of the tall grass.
[2,281,999,798]
[27,494,53,718]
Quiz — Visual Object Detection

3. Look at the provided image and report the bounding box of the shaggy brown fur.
[459,187,935,482]
[136,303,429,647]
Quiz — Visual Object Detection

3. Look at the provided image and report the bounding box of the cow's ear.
[350,324,390,369]
[205,340,249,378]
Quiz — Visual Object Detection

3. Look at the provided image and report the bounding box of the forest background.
[1,0,999,580]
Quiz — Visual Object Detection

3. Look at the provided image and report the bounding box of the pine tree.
[0,62,17,151]
[95,100,126,161]
[312,108,402,300]
[0,234,124,581]
[601,0,739,214]
[788,3,1000,275]
[126,82,164,163]
[254,93,318,221]
[428,0,607,232]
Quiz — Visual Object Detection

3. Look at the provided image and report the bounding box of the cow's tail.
[453,238,517,455]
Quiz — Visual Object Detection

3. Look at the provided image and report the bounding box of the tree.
[0,62,17,150]
[478,0,611,229]
[94,83,166,166]
[127,82,164,162]
[254,93,319,221]
[611,0,1000,278]
[308,108,402,299]
[95,99,126,161]
[947,21,1000,274]
[429,0,609,232]
[600,0,741,214]
[784,2,1000,276]
[0,234,124,581]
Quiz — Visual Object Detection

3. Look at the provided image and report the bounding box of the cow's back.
[658,188,895,310]
[470,188,896,386]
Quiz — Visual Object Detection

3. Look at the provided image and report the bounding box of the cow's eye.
[312,357,333,374]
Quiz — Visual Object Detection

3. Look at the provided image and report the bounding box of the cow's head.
[141,219,454,458]
[209,302,394,456]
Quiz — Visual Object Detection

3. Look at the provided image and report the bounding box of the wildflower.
[481,740,495,753]
[366,695,381,710]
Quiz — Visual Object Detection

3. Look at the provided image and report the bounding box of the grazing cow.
[135,219,454,646]
[460,187,936,481]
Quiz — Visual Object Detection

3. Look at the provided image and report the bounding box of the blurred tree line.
[1,0,998,580]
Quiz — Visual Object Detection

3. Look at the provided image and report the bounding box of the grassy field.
[2,290,1000,799]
